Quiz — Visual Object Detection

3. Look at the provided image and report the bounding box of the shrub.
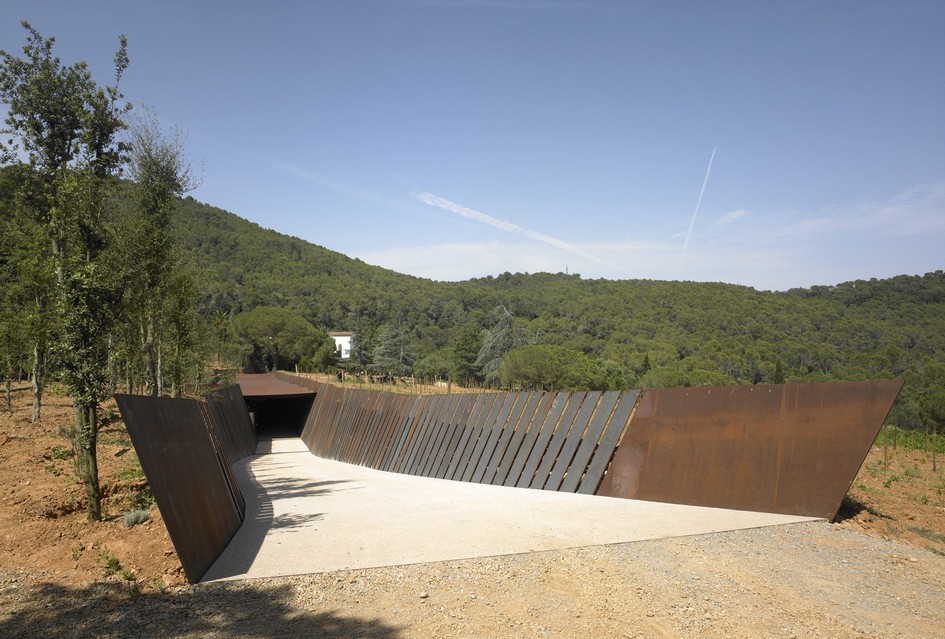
[122,508,150,528]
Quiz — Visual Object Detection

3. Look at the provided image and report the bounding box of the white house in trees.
[329,332,353,359]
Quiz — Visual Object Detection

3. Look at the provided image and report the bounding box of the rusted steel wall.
[115,394,246,583]
[597,380,903,519]
[204,385,257,464]
[297,380,640,496]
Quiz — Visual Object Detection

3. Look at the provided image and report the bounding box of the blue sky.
[2,0,943,290]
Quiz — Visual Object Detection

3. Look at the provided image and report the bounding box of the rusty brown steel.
[237,373,315,398]
[596,380,903,519]
[557,390,620,493]
[577,389,639,495]
[115,394,244,583]
[204,385,257,464]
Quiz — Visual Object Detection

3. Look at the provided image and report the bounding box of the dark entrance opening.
[246,395,314,438]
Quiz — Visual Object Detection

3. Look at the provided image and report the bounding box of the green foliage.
[166,193,944,401]
[372,324,418,376]
[476,306,538,383]
[231,305,327,372]
[1,22,130,520]
[50,445,73,460]
[98,548,122,576]
[500,345,612,391]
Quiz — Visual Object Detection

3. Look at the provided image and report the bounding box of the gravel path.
[2,520,943,638]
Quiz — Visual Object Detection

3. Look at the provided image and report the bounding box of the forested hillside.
[171,197,945,427]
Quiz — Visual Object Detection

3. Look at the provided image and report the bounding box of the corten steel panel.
[578,389,639,495]
[426,395,466,475]
[369,393,400,468]
[383,397,423,472]
[199,402,247,520]
[434,394,479,479]
[461,393,509,483]
[237,373,314,398]
[558,391,620,493]
[420,395,463,477]
[481,393,532,485]
[402,396,438,475]
[409,395,450,475]
[357,392,387,468]
[493,393,545,486]
[596,381,903,519]
[503,393,556,487]
[515,393,570,488]
[115,395,243,584]
[377,396,403,471]
[471,394,521,483]
[544,391,603,491]
[425,396,459,478]
[445,394,493,481]
[204,385,257,464]
[529,392,588,489]
[390,396,426,473]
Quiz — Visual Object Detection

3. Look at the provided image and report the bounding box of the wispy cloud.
[716,209,749,225]
[271,162,418,213]
[413,191,604,264]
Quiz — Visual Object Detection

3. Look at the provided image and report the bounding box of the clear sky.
[2,0,943,291]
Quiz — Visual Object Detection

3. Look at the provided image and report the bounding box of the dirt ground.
[1,386,943,638]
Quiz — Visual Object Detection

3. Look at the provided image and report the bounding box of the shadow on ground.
[0,578,401,639]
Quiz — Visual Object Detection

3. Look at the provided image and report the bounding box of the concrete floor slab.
[201,438,819,582]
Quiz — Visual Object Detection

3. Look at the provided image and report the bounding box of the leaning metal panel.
[204,385,257,464]
[596,381,903,519]
[115,394,244,583]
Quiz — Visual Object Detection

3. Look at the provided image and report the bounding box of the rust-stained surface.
[237,373,315,398]
[204,385,257,463]
[115,394,246,583]
[597,380,903,519]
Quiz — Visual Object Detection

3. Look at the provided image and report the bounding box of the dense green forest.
[170,195,945,430]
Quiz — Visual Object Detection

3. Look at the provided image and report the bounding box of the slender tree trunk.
[31,343,43,423]
[157,334,164,396]
[73,401,101,521]
[144,313,158,397]
[4,377,10,416]
[107,334,117,397]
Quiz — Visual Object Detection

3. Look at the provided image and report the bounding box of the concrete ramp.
[201,438,818,582]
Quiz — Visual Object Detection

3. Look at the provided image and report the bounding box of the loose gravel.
[2,520,943,638]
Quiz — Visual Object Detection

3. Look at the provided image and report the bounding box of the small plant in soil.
[98,548,122,577]
[123,508,150,528]
[50,446,73,460]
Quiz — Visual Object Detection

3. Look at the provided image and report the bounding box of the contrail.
[682,147,717,260]
[414,191,604,264]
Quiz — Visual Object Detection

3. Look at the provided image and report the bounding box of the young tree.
[0,23,130,520]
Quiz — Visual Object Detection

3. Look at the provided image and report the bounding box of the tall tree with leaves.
[0,23,130,520]
[372,324,418,376]
[475,306,537,384]
[124,110,198,396]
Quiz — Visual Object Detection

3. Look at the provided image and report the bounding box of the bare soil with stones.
[1,387,943,638]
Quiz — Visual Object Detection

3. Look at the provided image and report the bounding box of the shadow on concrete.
[0,579,401,639]
[202,464,351,581]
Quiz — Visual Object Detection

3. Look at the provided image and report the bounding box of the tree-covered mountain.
[171,195,945,427]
